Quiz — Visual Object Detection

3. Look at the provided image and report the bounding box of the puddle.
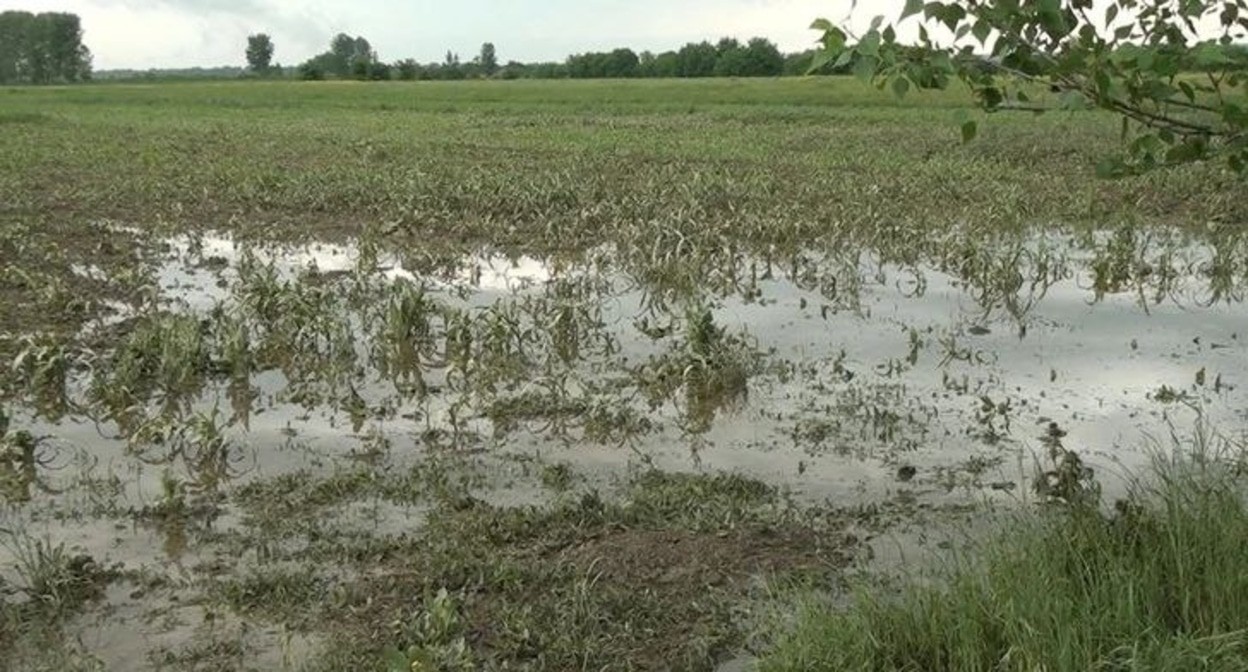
[10,228,1248,502]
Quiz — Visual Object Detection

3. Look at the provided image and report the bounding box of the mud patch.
[206,470,864,672]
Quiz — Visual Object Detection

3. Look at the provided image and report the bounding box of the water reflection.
[2,225,1246,509]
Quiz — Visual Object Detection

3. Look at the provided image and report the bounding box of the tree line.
[0,11,92,84]
[267,34,847,82]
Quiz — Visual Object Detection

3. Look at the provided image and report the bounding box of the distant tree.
[567,48,639,78]
[677,41,718,77]
[367,60,391,81]
[440,51,465,80]
[298,61,324,80]
[352,37,374,69]
[651,50,680,78]
[0,11,31,84]
[710,38,782,77]
[528,61,567,79]
[245,33,274,74]
[329,33,354,76]
[500,60,525,79]
[395,58,420,80]
[303,33,376,79]
[713,38,747,76]
[604,48,639,77]
[742,38,784,77]
[0,11,91,84]
[479,42,499,77]
[638,50,656,76]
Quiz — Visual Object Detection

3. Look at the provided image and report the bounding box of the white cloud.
[2,0,885,68]
[4,0,1229,71]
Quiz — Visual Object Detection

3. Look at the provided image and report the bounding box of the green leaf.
[1058,90,1090,110]
[892,76,911,98]
[382,648,410,672]
[1221,4,1240,28]
[810,18,835,31]
[942,5,968,31]
[900,0,924,21]
[925,2,967,31]
[820,27,847,52]
[1193,42,1233,68]
[808,49,833,74]
[1165,139,1207,164]
[977,86,1003,109]
[972,20,992,45]
[1096,157,1130,179]
[853,55,879,81]
[858,31,881,57]
[961,120,978,144]
[1037,0,1071,39]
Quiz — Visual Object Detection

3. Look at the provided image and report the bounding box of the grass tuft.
[761,441,1248,672]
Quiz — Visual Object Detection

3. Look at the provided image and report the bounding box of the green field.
[2,78,1247,671]
[2,78,1240,349]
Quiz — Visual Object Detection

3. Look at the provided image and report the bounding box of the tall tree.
[651,51,680,78]
[352,36,374,69]
[742,38,784,77]
[329,33,355,76]
[677,41,718,78]
[479,42,499,77]
[302,33,376,79]
[811,0,1248,174]
[245,33,274,74]
[0,11,91,84]
[0,11,34,84]
[395,58,421,81]
[713,38,748,76]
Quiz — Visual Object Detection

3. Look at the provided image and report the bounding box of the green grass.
[760,443,1248,672]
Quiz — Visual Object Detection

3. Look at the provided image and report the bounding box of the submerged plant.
[635,304,758,435]
[11,334,74,422]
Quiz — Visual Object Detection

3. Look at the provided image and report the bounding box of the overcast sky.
[0,0,910,70]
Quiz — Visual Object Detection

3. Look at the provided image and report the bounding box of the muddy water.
[9,229,1247,513]
[3,227,1246,666]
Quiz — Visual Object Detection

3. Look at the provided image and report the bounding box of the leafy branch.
[812,0,1248,175]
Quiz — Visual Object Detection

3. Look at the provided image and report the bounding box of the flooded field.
[2,79,1246,670]
[6,222,1247,669]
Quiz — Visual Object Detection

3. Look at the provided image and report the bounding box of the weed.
[760,432,1248,672]
[1,533,111,616]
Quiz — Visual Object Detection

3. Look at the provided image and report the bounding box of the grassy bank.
[761,437,1248,671]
